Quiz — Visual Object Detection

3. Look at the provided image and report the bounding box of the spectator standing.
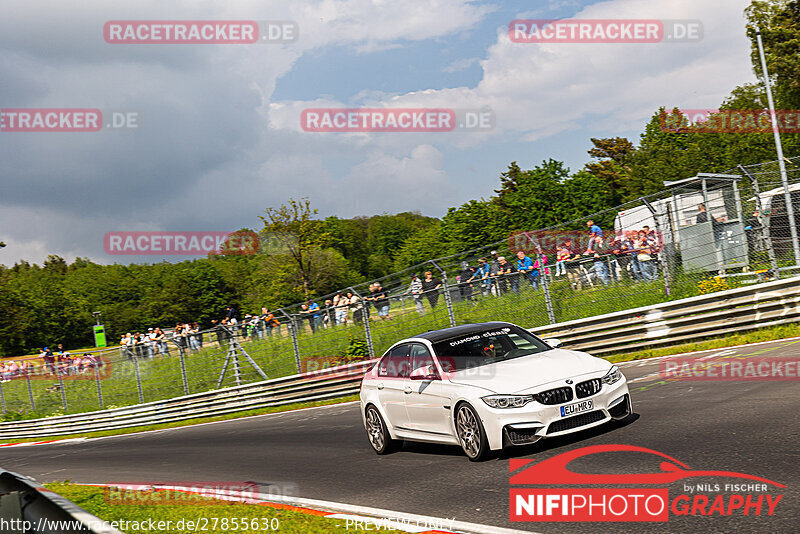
[562,239,583,290]
[146,328,156,359]
[488,250,501,295]
[261,308,280,336]
[348,291,363,324]
[372,283,390,320]
[308,301,323,332]
[421,271,443,308]
[154,327,169,356]
[497,256,518,294]
[586,220,603,250]
[585,235,610,285]
[516,251,537,289]
[635,230,657,281]
[555,244,569,277]
[173,324,187,357]
[696,203,708,224]
[194,322,203,348]
[472,258,492,296]
[406,274,425,314]
[458,263,475,302]
[332,293,349,325]
[323,299,336,328]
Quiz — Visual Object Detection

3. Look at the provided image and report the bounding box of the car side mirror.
[544,338,563,349]
[409,365,439,381]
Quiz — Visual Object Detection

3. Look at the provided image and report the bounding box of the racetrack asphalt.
[2,337,799,533]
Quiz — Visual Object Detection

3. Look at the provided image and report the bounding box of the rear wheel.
[456,403,490,461]
[365,405,398,454]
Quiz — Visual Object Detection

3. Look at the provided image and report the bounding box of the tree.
[492,159,573,230]
[584,137,635,205]
[259,198,331,297]
[745,0,800,108]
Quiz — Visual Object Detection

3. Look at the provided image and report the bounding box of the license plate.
[560,400,593,417]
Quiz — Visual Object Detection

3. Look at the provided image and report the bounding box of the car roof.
[412,322,516,343]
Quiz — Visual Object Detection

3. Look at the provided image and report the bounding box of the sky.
[0,0,757,265]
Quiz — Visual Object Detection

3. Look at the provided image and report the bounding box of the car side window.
[409,343,435,374]
[378,343,410,377]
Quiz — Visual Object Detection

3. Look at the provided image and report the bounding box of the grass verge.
[0,395,359,445]
[43,483,404,534]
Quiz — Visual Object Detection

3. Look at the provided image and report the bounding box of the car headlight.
[602,365,622,385]
[481,395,534,409]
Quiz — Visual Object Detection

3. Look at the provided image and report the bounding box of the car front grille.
[547,410,606,434]
[576,378,602,399]
[534,386,573,405]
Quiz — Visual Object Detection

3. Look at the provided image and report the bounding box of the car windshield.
[432,325,552,372]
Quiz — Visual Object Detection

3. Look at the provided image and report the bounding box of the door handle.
[404,386,413,394]
[376,383,384,390]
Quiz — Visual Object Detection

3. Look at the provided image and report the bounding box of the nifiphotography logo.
[509,444,784,522]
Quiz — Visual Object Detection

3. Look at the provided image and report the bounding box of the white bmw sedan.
[360,322,631,460]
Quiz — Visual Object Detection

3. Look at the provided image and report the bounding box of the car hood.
[447,348,612,394]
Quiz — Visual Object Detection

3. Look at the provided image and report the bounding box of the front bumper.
[475,379,630,450]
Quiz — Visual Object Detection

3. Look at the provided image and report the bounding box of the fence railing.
[0,360,373,440]
[3,275,800,440]
[531,274,800,354]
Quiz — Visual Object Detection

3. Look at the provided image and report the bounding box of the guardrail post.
[26,374,35,410]
[178,348,190,395]
[57,374,67,412]
[277,308,303,374]
[94,363,104,409]
[539,253,557,324]
[132,356,144,404]
[430,261,457,327]
[349,287,375,358]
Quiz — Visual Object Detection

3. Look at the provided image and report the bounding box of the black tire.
[365,405,398,455]
[455,403,490,461]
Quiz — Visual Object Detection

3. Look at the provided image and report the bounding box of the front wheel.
[456,403,490,461]
[365,405,398,454]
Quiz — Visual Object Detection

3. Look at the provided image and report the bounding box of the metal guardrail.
[0,469,123,533]
[2,276,800,441]
[530,274,800,354]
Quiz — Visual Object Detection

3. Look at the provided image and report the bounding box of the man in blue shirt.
[307,300,322,332]
[470,258,492,296]
[516,250,538,289]
[587,220,603,238]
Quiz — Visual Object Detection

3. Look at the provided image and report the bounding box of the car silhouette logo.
[565,379,573,384]
[510,444,785,487]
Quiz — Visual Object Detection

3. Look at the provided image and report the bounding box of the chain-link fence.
[3,157,800,418]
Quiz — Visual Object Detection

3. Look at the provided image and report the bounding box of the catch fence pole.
[349,287,375,358]
[278,308,303,373]
[430,261,457,328]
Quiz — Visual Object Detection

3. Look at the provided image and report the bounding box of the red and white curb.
[84,484,533,534]
[0,437,87,448]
